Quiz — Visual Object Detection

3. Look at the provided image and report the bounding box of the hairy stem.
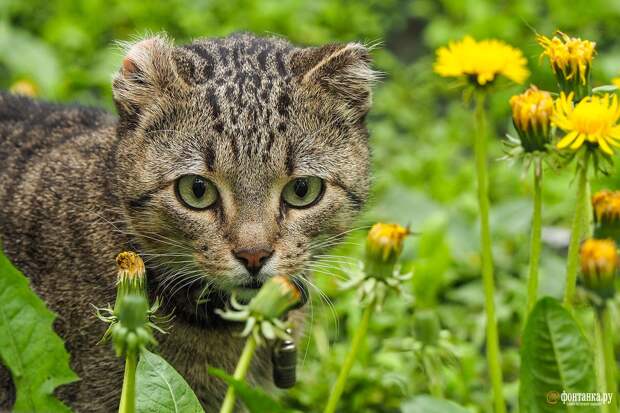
[119,351,137,413]
[220,334,258,413]
[474,93,506,413]
[563,150,590,308]
[323,299,374,413]
[526,160,543,314]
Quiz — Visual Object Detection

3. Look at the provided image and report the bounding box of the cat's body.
[0,33,374,412]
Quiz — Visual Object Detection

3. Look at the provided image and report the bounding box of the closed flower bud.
[365,223,409,279]
[580,238,618,300]
[509,86,553,152]
[537,32,595,101]
[249,276,304,320]
[10,80,38,97]
[112,294,154,356]
[592,191,620,241]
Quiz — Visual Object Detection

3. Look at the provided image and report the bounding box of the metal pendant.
[272,329,297,388]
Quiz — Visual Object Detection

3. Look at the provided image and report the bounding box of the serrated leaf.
[520,297,597,413]
[0,249,78,413]
[401,395,470,413]
[207,367,299,413]
[136,349,203,413]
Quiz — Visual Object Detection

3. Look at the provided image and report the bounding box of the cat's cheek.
[285,191,348,236]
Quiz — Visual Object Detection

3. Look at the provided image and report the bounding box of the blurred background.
[2,0,620,412]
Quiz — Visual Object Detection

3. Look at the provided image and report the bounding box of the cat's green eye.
[175,175,218,210]
[282,176,324,208]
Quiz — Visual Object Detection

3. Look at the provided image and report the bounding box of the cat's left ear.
[112,35,178,126]
[292,43,378,122]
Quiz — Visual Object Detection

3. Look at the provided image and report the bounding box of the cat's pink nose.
[234,248,273,276]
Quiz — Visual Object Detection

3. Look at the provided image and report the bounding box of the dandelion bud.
[580,238,618,300]
[114,251,147,312]
[509,86,553,152]
[111,294,154,356]
[249,276,305,320]
[10,80,38,97]
[592,191,620,241]
[537,32,595,101]
[365,223,409,279]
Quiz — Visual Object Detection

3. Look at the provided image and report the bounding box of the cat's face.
[112,34,374,303]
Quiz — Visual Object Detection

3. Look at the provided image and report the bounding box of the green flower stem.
[563,150,590,308]
[474,93,506,413]
[422,349,443,398]
[323,298,375,413]
[598,305,618,413]
[220,334,258,413]
[594,310,608,410]
[526,160,543,314]
[118,350,138,413]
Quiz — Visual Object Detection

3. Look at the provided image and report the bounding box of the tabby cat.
[0,32,375,412]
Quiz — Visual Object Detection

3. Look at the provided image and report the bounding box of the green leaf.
[401,395,470,413]
[0,249,78,413]
[207,367,299,413]
[520,297,597,413]
[136,349,203,413]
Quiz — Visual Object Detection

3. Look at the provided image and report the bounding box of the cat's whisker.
[313,254,359,261]
[309,225,370,247]
[304,261,351,274]
[312,257,359,267]
[156,264,199,304]
[293,274,339,336]
[168,272,207,299]
[303,266,347,281]
[130,225,193,249]
[310,241,363,251]
[195,279,217,314]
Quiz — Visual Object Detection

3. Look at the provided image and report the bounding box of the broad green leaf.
[520,297,597,413]
[401,395,470,413]
[207,367,299,413]
[136,349,203,413]
[0,249,78,413]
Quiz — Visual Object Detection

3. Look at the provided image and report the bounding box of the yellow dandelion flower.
[366,223,409,279]
[613,78,620,89]
[509,85,554,152]
[552,92,620,155]
[434,36,529,86]
[580,238,618,299]
[538,32,595,100]
[367,223,409,262]
[538,32,595,85]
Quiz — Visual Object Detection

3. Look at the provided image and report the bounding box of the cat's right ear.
[112,36,177,126]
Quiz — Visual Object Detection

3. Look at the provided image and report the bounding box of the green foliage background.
[2,0,620,412]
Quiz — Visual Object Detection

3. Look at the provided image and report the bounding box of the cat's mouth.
[239,279,264,290]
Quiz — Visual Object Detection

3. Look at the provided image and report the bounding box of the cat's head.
[112,33,375,306]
